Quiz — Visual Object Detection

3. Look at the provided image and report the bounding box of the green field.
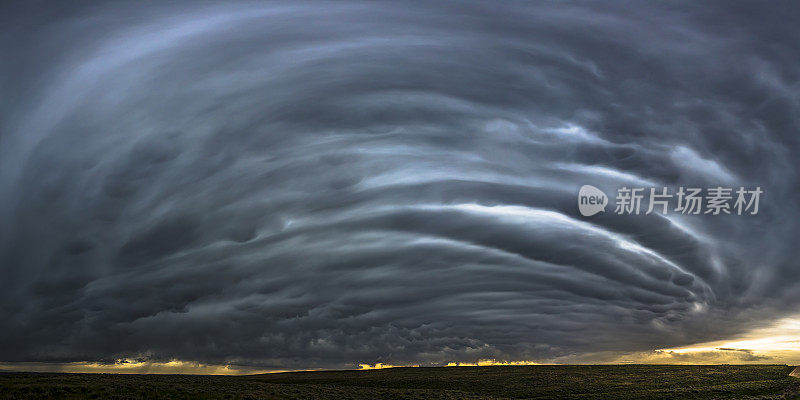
[2,365,799,399]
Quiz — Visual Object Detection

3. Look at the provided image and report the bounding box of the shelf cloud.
[1,0,798,370]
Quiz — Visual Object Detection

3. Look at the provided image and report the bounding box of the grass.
[1,364,799,399]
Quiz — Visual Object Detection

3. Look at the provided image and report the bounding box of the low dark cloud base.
[1,0,799,369]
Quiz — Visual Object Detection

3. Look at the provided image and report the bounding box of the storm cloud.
[1,0,798,369]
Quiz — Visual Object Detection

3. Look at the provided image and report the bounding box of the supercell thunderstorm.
[1,1,799,369]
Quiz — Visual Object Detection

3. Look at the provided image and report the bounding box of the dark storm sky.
[1,0,799,369]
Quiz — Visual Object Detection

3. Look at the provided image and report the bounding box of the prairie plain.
[2,364,800,399]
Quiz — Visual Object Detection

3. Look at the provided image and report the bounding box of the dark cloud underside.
[1,0,798,368]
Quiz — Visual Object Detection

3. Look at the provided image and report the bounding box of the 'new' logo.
[578,185,607,216]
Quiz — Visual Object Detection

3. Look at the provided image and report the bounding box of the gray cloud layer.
[1,0,798,369]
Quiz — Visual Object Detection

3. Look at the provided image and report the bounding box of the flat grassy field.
[1,365,799,399]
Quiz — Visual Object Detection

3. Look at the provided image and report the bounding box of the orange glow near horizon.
[0,359,284,375]
[651,316,800,365]
[358,359,542,370]
[3,317,798,375]
[358,363,417,370]
[445,360,542,367]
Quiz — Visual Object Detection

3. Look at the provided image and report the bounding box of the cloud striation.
[1,0,799,369]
